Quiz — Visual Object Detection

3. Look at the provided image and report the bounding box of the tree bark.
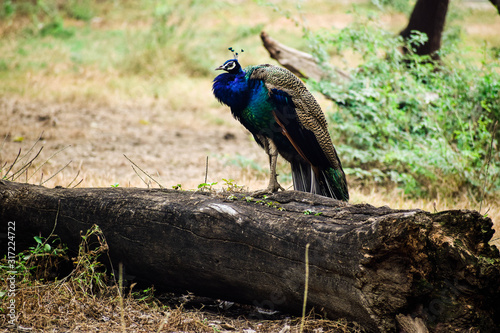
[1,180,499,332]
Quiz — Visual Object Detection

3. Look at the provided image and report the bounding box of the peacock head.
[215,47,244,74]
[215,59,242,74]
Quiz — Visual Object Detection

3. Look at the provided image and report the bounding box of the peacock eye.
[226,61,236,71]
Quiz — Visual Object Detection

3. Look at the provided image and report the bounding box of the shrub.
[306,17,499,200]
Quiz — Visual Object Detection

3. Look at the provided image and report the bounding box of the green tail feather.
[321,168,349,201]
[292,161,349,201]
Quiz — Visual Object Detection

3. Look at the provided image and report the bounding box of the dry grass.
[0,226,363,333]
[2,282,364,332]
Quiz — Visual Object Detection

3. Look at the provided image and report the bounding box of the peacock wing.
[249,65,341,170]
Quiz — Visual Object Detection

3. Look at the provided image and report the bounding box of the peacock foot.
[251,180,285,197]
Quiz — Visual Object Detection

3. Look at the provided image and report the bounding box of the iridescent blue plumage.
[213,58,349,201]
[213,59,275,136]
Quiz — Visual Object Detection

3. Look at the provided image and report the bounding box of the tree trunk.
[399,0,449,60]
[490,0,500,14]
[1,180,499,332]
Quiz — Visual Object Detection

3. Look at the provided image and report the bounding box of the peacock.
[212,49,349,201]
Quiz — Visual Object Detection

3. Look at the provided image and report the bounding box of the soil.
[0,97,273,191]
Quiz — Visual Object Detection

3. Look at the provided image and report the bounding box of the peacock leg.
[252,139,285,196]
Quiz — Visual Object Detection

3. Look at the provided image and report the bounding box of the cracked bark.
[1,180,499,332]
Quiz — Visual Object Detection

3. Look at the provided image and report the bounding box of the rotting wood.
[1,180,499,332]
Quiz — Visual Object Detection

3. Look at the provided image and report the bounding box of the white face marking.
[225,61,236,71]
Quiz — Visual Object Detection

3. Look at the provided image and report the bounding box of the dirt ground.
[0,97,274,191]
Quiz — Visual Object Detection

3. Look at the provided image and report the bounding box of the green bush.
[306,18,499,200]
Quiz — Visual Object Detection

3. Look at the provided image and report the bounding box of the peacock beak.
[215,65,225,71]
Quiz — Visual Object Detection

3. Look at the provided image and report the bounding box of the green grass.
[0,0,293,103]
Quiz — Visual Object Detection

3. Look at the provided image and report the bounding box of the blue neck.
[212,69,250,113]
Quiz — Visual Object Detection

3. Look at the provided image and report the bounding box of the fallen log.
[1,180,499,332]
